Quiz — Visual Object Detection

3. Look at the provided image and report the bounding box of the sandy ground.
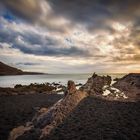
[45,96,140,140]
[0,94,63,140]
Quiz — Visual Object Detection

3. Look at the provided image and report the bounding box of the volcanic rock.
[113,73,140,101]
[80,73,111,96]
[8,81,87,140]
[64,80,77,96]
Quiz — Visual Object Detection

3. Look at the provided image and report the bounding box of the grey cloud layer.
[0,0,140,32]
[0,0,140,73]
[48,0,140,31]
[0,0,42,22]
[0,20,90,57]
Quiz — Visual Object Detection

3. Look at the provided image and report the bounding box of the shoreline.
[0,82,83,96]
[0,73,140,140]
[0,73,125,88]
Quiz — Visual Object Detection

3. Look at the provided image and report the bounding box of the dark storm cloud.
[0,0,139,32]
[0,22,91,57]
[47,0,140,32]
[13,42,91,57]
[47,0,140,20]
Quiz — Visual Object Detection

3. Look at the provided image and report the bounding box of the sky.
[0,0,140,73]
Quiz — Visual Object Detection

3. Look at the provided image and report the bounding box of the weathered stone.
[8,126,32,140]
[8,81,87,140]
[68,80,76,92]
[65,80,77,96]
[113,73,140,101]
[80,73,112,96]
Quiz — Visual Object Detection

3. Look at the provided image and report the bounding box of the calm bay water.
[0,73,125,87]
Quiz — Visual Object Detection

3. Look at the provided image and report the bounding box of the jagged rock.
[113,73,140,101]
[80,73,111,96]
[113,77,120,81]
[76,83,83,86]
[64,80,77,96]
[9,81,87,140]
[8,125,33,140]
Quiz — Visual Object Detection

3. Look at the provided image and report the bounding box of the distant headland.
[0,61,44,76]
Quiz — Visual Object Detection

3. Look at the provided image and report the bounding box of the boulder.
[64,80,77,96]
[113,73,140,101]
[80,73,111,96]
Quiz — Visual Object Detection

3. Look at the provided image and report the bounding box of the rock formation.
[113,73,140,101]
[80,73,140,101]
[80,73,111,96]
[8,73,140,140]
[8,81,87,140]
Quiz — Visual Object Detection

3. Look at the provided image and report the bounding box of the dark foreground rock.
[113,73,140,101]
[6,73,140,140]
[0,94,62,140]
[45,97,140,140]
[0,83,66,96]
[8,81,87,140]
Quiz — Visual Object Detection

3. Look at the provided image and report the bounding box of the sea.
[0,73,126,88]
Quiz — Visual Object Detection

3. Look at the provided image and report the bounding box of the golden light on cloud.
[0,0,139,73]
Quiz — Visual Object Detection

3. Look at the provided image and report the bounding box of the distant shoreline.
[0,73,125,88]
[0,72,46,76]
[0,61,46,76]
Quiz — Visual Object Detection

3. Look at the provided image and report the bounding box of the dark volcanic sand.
[0,94,63,140]
[46,96,140,140]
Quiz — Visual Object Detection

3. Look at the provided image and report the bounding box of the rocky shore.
[0,83,64,96]
[0,82,83,96]
[0,73,140,140]
[113,73,140,101]
[81,73,140,101]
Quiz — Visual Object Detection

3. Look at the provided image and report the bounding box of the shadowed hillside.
[0,62,44,75]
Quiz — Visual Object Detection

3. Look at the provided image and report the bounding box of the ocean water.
[0,73,126,88]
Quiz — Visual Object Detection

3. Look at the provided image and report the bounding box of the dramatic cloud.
[0,17,91,57]
[0,0,139,73]
[0,0,140,32]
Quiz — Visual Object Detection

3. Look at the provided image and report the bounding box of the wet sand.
[0,94,63,140]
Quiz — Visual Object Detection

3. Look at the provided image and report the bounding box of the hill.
[0,61,44,75]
